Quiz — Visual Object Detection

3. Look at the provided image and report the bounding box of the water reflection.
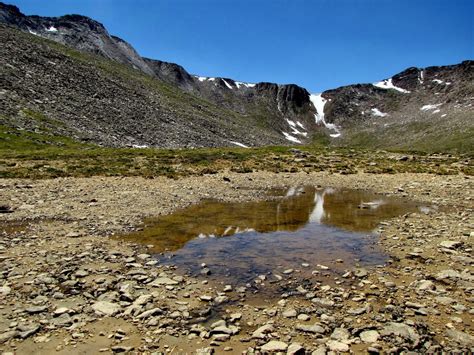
[118,186,433,284]
[119,186,430,252]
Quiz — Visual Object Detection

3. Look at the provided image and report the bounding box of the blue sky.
[9,0,473,92]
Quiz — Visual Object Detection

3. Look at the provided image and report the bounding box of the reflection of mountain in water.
[119,186,426,253]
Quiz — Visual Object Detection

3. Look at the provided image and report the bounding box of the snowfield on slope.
[309,94,341,138]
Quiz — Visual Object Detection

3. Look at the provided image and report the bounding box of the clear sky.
[8,0,473,92]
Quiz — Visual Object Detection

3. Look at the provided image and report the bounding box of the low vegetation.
[1,124,472,179]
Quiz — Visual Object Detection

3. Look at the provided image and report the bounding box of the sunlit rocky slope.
[1,2,472,151]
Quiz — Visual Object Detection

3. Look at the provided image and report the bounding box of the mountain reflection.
[119,186,426,253]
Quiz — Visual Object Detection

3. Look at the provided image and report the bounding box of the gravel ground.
[0,171,472,354]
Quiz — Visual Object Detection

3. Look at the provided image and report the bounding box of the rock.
[381,322,419,344]
[53,307,70,316]
[74,269,89,277]
[414,280,435,291]
[229,313,242,322]
[261,340,288,352]
[91,301,121,316]
[201,267,211,276]
[439,240,463,249]
[18,325,40,339]
[196,347,214,355]
[65,231,81,238]
[133,294,152,306]
[354,268,368,277]
[360,330,380,343]
[283,308,297,318]
[435,296,455,305]
[199,295,213,302]
[136,307,162,319]
[326,340,349,352]
[446,329,474,346]
[111,346,134,353]
[252,324,274,339]
[50,313,72,327]
[283,269,294,275]
[211,320,226,329]
[287,343,305,355]
[436,269,461,281]
[296,323,325,334]
[331,328,350,341]
[150,277,178,286]
[0,285,11,295]
[211,325,239,335]
[311,346,327,355]
[26,305,48,314]
[406,301,426,309]
[212,333,230,341]
[297,314,310,321]
[0,331,17,344]
[214,295,228,304]
[137,253,150,260]
[347,306,368,315]
[311,297,335,307]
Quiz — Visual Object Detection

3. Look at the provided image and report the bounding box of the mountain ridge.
[1,2,473,152]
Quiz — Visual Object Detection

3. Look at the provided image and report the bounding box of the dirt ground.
[0,171,472,354]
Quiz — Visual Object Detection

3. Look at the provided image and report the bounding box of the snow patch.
[418,70,424,84]
[283,132,301,144]
[432,79,451,85]
[132,144,149,149]
[432,109,440,114]
[28,29,39,36]
[420,104,442,111]
[222,79,233,89]
[195,76,216,83]
[46,25,58,32]
[296,121,305,129]
[286,119,307,137]
[309,94,341,138]
[229,141,249,148]
[235,81,256,89]
[373,78,411,93]
[371,108,388,117]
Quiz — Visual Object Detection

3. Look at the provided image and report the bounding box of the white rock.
[0,285,11,296]
[360,330,380,343]
[150,277,179,286]
[326,340,349,352]
[287,343,304,355]
[252,324,274,339]
[296,323,325,334]
[283,308,297,318]
[53,307,70,316]
[439,240,462,249]
[261,340,288,352]
[91,301,121,316]
[331,327,350,341]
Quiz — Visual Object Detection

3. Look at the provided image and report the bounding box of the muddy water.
[120,186,434,287]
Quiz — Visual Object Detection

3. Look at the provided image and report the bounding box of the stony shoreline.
[0,171,472,354]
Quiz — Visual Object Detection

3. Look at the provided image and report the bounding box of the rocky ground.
[0,171,473,354]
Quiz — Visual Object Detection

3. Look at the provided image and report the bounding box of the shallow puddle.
[119,186,434,285]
